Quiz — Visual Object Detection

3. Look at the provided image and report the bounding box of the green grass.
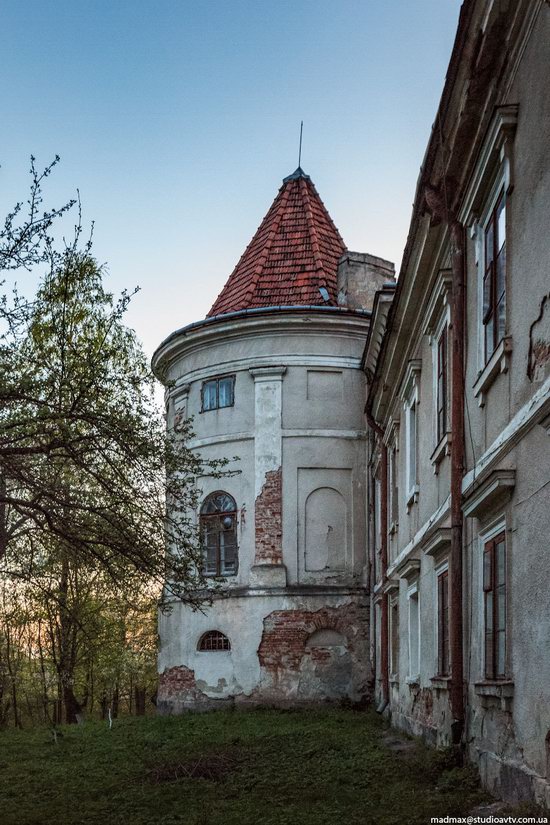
[0,708,489,825]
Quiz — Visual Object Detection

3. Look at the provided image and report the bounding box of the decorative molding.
[463,470,516,520]
[172,355,360,388]
[249,365,287,381]
[462,375,550,494]
[422,528,452,564]
[382,578,400,595]
[459,105,519,226]
[473,337,513,407]
[400,359,422,404]
[395,558,420,582]
[387,496,451,579]
[423,270,453,337]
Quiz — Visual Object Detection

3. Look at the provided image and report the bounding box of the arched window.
[198,630,231,652]
[200,492,238,576]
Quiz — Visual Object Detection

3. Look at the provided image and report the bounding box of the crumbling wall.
[256,602,371,703]
[254,467,283,565]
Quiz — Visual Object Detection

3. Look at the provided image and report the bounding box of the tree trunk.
[134,687,146,716]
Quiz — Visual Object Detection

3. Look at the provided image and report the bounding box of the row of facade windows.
[388,530,507,683]
[379,179,509,532]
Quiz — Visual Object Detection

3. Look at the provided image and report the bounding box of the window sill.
[430,433,451,473]
[389,676,399,686]
[474,680,514,710]
[430,676,451,690]
[473,337,513,407]
[406,676,420,687]
[406,486,419,512]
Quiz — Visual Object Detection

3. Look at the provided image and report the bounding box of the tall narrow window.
[483,191,506,362]
[436,324,448,443]
[483,532,506,679]
[390,599,400,678]
[437,569,449,676]
[389,444,399,527]
[406,399,417,498]
[408,587,420,680]
[200,492,238,577]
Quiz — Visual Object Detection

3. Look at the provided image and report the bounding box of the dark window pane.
[497,540,506,586]
[496,245,506,301]
[202,380,217,411]
[485,592,493,632]
[485,632,494,679]
[497,297,506,344]
[205,542,218,575]
[497,586,506,631]
[201,492,237,514]
[485,221,494,267]
[497,630,506,676]
[483,549,492,591]
[483,272,492,319]
[218,377,234,408]
[485,317,495,360]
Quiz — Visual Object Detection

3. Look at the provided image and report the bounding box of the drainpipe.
[425,184,466,745]
[365,411,389,711]
[449,218,466,745]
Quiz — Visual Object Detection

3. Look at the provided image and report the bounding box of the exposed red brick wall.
[257,603,369,679]
[158,666,196,699]
[254,467,283,564]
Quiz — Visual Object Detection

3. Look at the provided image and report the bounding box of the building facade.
[365,0,550,806]
[153,0,550,807]
[152,168,393,710]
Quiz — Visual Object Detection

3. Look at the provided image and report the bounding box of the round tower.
[152,167,394,710]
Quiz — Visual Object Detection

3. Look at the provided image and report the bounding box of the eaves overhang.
[152,304,371,382]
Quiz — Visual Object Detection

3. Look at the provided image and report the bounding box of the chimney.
[337,251,396,311]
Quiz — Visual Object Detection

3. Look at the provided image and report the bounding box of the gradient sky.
[2,0,462,360]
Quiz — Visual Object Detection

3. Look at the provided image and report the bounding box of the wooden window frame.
[201,374,236,412]
[483,531,507,680]
[482,190,506,363]
[437,569,450,676]
[200,492,238,578]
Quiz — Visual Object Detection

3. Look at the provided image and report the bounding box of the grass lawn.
[0,707,489,825]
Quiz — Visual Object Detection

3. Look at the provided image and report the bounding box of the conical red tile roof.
[207,168,347,316]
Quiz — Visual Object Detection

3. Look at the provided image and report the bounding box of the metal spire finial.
[298,121,303,168]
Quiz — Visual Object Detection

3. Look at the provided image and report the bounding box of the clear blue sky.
[2,0,462,359]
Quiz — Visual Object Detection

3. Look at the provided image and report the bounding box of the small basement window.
[198,631,231,651]
[201,375,235,412]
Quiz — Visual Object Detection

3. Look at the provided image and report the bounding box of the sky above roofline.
[1,0,462,360]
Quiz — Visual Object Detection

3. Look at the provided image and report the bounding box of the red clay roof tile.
[207,168,346,316]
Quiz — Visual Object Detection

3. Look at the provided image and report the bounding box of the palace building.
[153,0,550,808]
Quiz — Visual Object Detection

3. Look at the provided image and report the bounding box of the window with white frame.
[436,562,450,677]
[389,440,399,529]
[423,270,452,458]
[407,584,420,680]
[374,467,382,582]
[482,528,507,680]
[457,105,517,375]
[401,361,421,505]
[435,320,449,445]
[390,597,400,678]
[481,186,507,363]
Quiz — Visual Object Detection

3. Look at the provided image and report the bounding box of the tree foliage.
[0,157,227,725]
